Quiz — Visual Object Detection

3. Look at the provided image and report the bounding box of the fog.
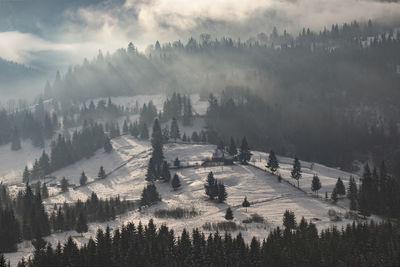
[0,0,399,68]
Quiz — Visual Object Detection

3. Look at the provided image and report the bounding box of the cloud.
[0,0,400,68]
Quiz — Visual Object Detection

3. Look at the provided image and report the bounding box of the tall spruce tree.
[217,182,227,203]
[80,171,88,186]
[75,211,88,235]
[151,119,164,178]
[60,177,69,192]
[311,175,321,196]
[225,207,234,220]
[170,117,180,142]
[104,137,113,153]
[98,166,106,180]
[140,123,149,140]
[358,164,372,217]
[283,210,296,231]
[238,136,251,164]
[335,177,346,196]
[267,150,279,173]
[228,136,237,156]
[242,196,250,212]
[204,171,217,200]
[11,127,21,151]
[160,161,171,182]
[171,174,181,190]
[331,188,338,204]
[291,156,302,188]
[347,176,358,211]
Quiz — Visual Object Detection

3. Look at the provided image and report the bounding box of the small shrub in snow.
[202,221,245,232]
[154,207,199,219]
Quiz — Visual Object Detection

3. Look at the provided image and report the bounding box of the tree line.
[9,213,400,267]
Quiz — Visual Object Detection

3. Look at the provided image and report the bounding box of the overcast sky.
[0,0,399,69]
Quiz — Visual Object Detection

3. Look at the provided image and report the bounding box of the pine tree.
[151,119,164,178]
[170,117,180,141]
[146,158,156,182]
[75,211,88,235]
[160,161,171,182]
[238,136,252,164]
[22,166,30,183]
[171,174,181,190]
[283,210,296,230]
[11,127,21,151]
[204,171,217,200]
[311,175,321,195]
[225,207,233,220]
[122,120,129,135]
[104,137,113,153]
[291,156,302,188]
[331,187,338,203]
[140,184,161,206]
[242,196,250,212]
[60,177,69,192]
[162,126,170,143]
[217,182,227,203]
[174,157,180,168]
[80,171,88,186]
[140,123,149,140]
[335,177,346,195]
[266,150,279,173]
[98,166,106,180]
[41,183,49,199]
[358,164,372,217]
[38,151,51,176]
[228,136,237,156]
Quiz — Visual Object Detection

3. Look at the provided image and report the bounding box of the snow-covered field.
[3,135,367,265]
[1,94,369,265]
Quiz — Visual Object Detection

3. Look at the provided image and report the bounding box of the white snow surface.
[3,135,370,266]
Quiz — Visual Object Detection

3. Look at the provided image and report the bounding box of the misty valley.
[1,0,400,266]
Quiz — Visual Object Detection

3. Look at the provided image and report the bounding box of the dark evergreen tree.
[335,177,346,195]
[291,156,302,188]
[140,184,161,206]
[171,174,181,190]
[38,151,51,176]
[41,183,49,199]
[170,117,180,141]
[104,137,113,153]
[174,157,180,168]
[140,123,149,140]
[347,176,358,211]
[11,127,21,151]
[204,171,217,200]
[283,210,296,231]
[98,166,106,180]
[311,175,321,195]
[225,207,234,220]
[151,119,164,178]
[217,182,227,203]
[60,177,69,192]
[358,164,372,217]
[266,150,279,173]
[145,158,157,182]
[160,161,171,182]
[227,136,237,156]
[331,188,338,203]
[122,120,129,135]
[242,196,250,212]
[22,166,30,184]
[238,136,251,164]
[80,171,88,186]
[75,211,88,235]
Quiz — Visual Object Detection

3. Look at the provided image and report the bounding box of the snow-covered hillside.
[3,134,368,265]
